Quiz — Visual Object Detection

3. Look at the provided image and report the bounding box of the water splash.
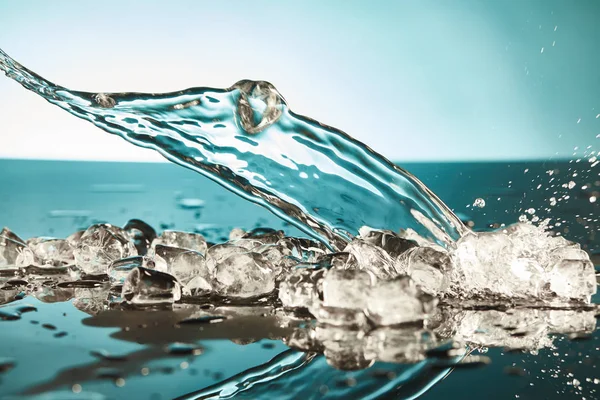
[0,48,465,250]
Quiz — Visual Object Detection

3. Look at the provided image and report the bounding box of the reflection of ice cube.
[122,267,181,305]
[366,276,436,326]
[73,224,137,275]
[365,327,429,363]
[315,325,373,371]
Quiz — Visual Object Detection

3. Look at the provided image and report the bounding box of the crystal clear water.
[0,48,465,251]
[1,47,599,400]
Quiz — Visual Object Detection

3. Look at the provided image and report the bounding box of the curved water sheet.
[0,48,465,250]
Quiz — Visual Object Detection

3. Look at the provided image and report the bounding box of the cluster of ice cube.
[0,218,596,322]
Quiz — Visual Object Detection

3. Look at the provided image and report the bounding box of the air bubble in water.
[473,198,486,208]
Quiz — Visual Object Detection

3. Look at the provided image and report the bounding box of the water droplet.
[72,384,82,393]
[473,198,486,208]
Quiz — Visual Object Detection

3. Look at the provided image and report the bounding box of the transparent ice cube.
[205,244,248,273]
[27,238,74,267]
[405,247,451,296]
[108,256,146,286]
[278,267,325,309]
[123,219,157,255]
[548,259,596,302]
[358,226,418,258]
[122,267,182,306]
[213,252,276,298]
[73,224,137,275]
[342,239,401,279]
[322,268,375,309]
[0,228,34,268]
[366,276,436,326]
[151,230,207,255]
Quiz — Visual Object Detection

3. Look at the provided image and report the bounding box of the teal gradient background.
[0,0,599,162]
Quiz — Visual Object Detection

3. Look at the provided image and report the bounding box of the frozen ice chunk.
[123,219,156,255]
[358,226,418,258]
[315,252,354,270]
[122,267,182,306]
[108,256,148,286]
[255,243,295,272]
[0,228,34,268]
[229,228,246,240]
[548,259,596,302]
[366,276,436,326]
[278,268,325,308]
[73,224,137,275]
[66,230,84,247]
[405,247,451,296]
[322,268,375,309]
[151,230,207,255]
[342,239,401,279]
[162,249,211,295]
[185,274,212,295]
[213,252,277,298]
[205,244,248,273]
[27,238,74,267]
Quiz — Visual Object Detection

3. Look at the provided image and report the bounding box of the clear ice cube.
[123,219,157,255]
[205,244,249,273]
[322,268,375,310]
[213,252,276,298]
[27,238,74,267]
[278,268,325,308]
[108,256,145,286]
[122,267,182,306]
[151,230,207,255]
[73,224,137,275]
[358,226,418,258]
[0,228,34,268]
[405,246,451,296]
[548,259,596,302]
[366,276,436,326]
[342,239,401,279]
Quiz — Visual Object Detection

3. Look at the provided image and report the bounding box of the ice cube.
[548,259,596,302]
[255,243,295,272]
[342,239,400,279]
[66,230,84,247]
[73,224,137,275]
[213,252,277,298]
[315,252,354,270]
[164,249,211,294]
[123,219,157,255]
[122,267,182,306]
[278,268,325,308]
[0,228,34,268]
[151,230,207,255]
[108,256,146,286]
[358,226,418,258]
[405,247,451,296]
[205,244,249,273]
[322,268,375,310]
[27,238,74,267]
[366,276,436,326]
[229,228,246,240]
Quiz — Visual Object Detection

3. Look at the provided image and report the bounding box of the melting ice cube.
[122,267,182,306]
[151,230,207,255]
[278,267,325,308]
[0,228,34,268]
[27,238,74,267]
[342,239,401,279]
[73,224,137,275]
[212,251,277,298]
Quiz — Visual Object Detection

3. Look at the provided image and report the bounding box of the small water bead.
[473,198,486,208]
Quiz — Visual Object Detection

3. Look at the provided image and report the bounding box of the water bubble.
[473,198,486,208]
